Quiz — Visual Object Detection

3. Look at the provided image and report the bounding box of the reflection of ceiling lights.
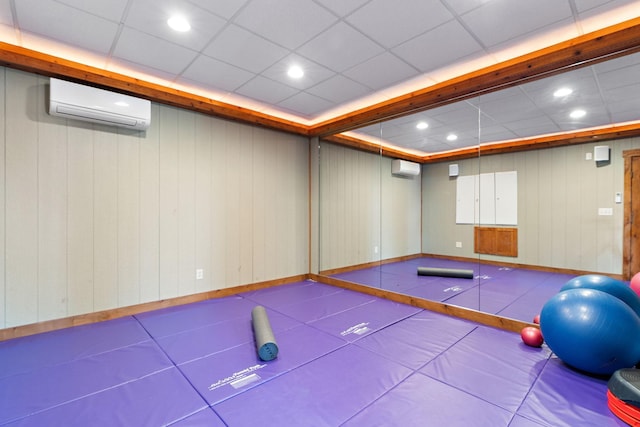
[167,15,191,32]
[416,121,428,130]
[570,109,586,119]
[553,87,573,97]
[446,134,458,141]
[287,65,304,79]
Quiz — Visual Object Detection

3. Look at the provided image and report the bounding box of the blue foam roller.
[251,305,279,361]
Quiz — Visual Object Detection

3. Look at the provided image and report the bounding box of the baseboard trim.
[0,274,308,342]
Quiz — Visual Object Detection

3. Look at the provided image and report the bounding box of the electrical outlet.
[456,241,462,248]
[196,269,204,280]
[374,246,379,254]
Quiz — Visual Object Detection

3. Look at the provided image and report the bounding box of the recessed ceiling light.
[446,134,458,141]
[570,109,586,119]
[167,15,191,32]
[553,87,573,97]
[416,121,428,130]
[287,65,304,79]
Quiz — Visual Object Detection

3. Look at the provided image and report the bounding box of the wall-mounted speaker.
[594,145,610,162]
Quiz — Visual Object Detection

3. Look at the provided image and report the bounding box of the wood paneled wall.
[0,68,309,329]
[319,142,421,271]
[423,139,640,274]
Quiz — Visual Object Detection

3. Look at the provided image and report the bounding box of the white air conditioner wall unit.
[391,159,421,177]
[49,78,151,130]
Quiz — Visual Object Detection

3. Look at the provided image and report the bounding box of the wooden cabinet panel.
[475,227,518,257]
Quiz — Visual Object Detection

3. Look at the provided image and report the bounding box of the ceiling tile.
[203,24,289,73]
[597,62,640,91]
[15,0,119,54]
[113,27,198,75]
[306,74,371,104]
[503,115,560,134]
[574,0,637,12]
[180,55,255,92]
[461,0,573,48]
[297,22,385,72]
[260,54,336,90]
[234,0,338,49]
[343,52,419,91]
[277,91,335,117]
[188,0,251,20]
[236,76,300,105]
[313,0,372,16]
[124,0,227,51]
[0,2,13,25]
[55,0,129,21]
[108,57,179,83]
[392,20,483,72]
[478,123,519,143]
[442,0,492,15]
[347,0,453,48]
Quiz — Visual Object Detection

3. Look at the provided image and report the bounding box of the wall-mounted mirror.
[318,49,640,323]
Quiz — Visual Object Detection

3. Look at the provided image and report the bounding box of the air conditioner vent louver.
[49,78,150,130]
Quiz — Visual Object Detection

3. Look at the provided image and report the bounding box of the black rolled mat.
[417,267,474,279]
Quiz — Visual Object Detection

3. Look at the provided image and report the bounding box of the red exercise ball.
[521,326,544,347]
[630,272,640,297]
[533,314,540,324]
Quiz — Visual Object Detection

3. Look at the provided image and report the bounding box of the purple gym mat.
[401,277,475,301]
[155,307,301,364]
[0,277,622,426]
[354,310,477,370]
[517,356,625,426]
[135,295,257,338]
[3,368,208,427]
[272,288,376,323]
[213,344,413,426]
[330,257,579,322]
[0,316,149,379]
[0,340,173,424]
[420,326,552,412]
[308,298,422,342]
[178,324,346,405]
[342,372,513,427]
[167,408,225,426]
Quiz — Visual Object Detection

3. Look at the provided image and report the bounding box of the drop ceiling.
[1,0,639,155]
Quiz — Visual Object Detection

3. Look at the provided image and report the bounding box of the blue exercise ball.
[540,288,640,375]
[560,274,640,317]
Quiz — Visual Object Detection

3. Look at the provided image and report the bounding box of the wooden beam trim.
[311,274,532,333]
[0,42,310,136]
[309,17,640,137]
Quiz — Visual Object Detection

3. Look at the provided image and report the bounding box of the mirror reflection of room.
[320,50,640,323]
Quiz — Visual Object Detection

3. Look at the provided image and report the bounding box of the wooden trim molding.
[623,149,640,279]
[308,17,640,137]
[0,274,307,342]
[311,274,532,333]
[0,42,310,137]
[0,18,639,161]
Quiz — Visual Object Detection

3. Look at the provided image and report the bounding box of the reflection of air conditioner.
[391,159,421,177]
[49,78,151,130]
